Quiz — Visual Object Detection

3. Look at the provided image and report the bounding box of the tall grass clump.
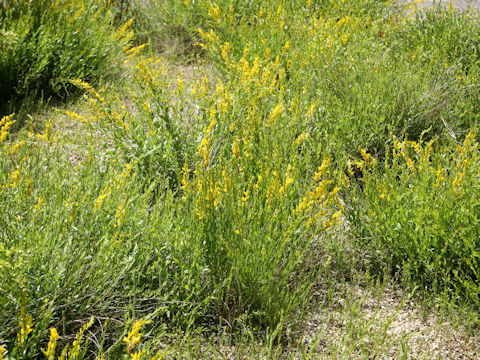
[0,0,133,116]
[71,47,343,326]
[344,132,480,309]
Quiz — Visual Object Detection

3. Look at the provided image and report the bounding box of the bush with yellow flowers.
[344,131,480,306]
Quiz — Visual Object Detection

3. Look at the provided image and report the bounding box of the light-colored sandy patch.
[302,282,480,359]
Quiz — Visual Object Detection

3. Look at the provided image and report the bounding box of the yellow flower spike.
[123,319,152,353]
[267,102,284,125]
[115,17,134,40]
[42,328,60,360]
[322,210,342,230]
[462,129,477,151]
[241,188,251,206]
[406,157,415,169]
[232,137,240,158]
[293,196,309,216]
[305,103,317,120]
[208,2,221,22]
[64,109,86,123]
[278,175,294,196]
[360,149,372,163]
[8,141,25,155]
[24,177,33,197]
[124,43,147,63]
[453,170,465,195]
[435,168,445,188]
[282,40,292,55]
[34,193,45,212]
[222,167,231,192]
[115,200,127,227]
[177,74,184,91]
[220,42,230,62]
[17,304,34,346]
[447,0,453,11]
[181,162,191,197]
[199,135,211,166]
[130,350,145,360]
[94,188,111,212]
[254,175,262,191]
[0,113,15,142]
[313,158,330,182]
[8,168,21,188]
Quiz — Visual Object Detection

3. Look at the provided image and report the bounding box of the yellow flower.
[8,168,21,188]
[0,113,15,142]
[406,157,415,169]
[232,137,240,158]
[130,350,145,360]
[115,200,127,227]
[294,132,309,146]
[222,167,231,192]
[123,319,151,353]
[220,42,230,62]
[313,158,330,182]
[267,102,284,124]
[199,119,216,166]
[180,162,191,196]
[279,176,294,195]
[94,188,111,212]
[305,103,316,120]
[116,161,134,189]
[42,328,60,359]
[7,141,25,154]
[34,193,45,211]
[322,210,342,229]
[241,188,251,205]
[453,171,465,195]
[124,43,147,63]
[199,135,211,166]
[435,168,445,188]
[360,149,372,163]
[177,74,184,91]
[208,3,221,22]
[17,306,34,346]
[63,110,86,123]
[115,17,134,40]
[282,40,291,55]
[0,345,6,360]
[24,178,33,197]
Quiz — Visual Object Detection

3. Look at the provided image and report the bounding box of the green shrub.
[344,132,480,306]
[0,0,132,115]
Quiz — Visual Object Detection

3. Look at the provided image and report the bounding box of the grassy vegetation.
[0,0,132,119]
[1,0,480,358]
